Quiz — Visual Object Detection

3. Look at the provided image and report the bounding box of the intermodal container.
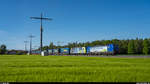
[60,48,70,54]
[70,47,86,54]
[53,49,59,54]
[48,49,53,55]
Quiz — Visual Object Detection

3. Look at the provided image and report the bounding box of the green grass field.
[0,55,150,82]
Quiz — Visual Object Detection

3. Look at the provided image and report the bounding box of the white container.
[41,51,48,56]
[27,53,30,55]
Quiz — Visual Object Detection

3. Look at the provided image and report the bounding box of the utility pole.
[29,35,35,55]
[24,41,28,51]
[30,13,52,55]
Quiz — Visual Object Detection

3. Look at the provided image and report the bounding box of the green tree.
[112,39,119,45]
[134,38,143,54]
[0,44,7,54]
[119,40,128,54]
[128,40,135,54]
[42,46,49,51]
[143,39,150,55]
[49,42,54,49]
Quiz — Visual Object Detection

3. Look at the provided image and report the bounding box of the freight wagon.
[60,48,70,55]
[31,50,40,55]
[70,47,86,55]
[48,49,53,55]
[53,49,59,55]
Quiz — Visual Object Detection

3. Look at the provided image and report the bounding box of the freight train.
[32,44,119,55]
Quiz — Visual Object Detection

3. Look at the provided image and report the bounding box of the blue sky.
[0,0,150,50]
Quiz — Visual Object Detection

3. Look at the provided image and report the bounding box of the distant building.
[7,50,28,55]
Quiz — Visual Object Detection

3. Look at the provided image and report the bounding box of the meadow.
[0,55,150,82]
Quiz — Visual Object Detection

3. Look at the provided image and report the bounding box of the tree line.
[42,38,150,55]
